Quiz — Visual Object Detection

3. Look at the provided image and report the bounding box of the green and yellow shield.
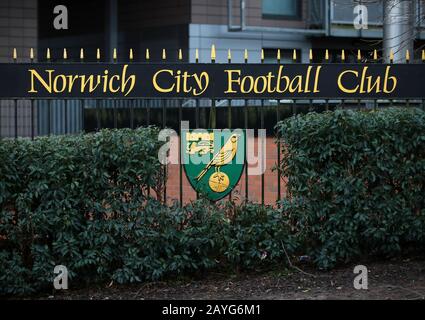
[182,129,245,201]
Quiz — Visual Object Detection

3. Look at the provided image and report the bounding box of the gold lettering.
[304,66,312,93]
[121,65,135,96]
[289,75,303,93]
[254,76,267,94]
[103,70,109,92]
[192,72,209,96]
[313,66,321,93]
[153,69,175,93]
[367,74,381,93]
[224,70,241,94]
[276,66,290,93]
[383,66,397,93]
[53,74,67,93]
[359,67,367,93]
[81,75,100,92]
[337,70,359,93]
[28,69,54,93]
[266,72,276,93]
[109,75,120,93]
[66,75,78,93]
[241,76,254,93]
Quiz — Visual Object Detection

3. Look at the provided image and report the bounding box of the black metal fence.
[1,48,425,205]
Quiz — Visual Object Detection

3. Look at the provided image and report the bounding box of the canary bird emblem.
[183,130,245,201]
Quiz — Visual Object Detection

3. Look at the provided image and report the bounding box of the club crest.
[182,129,245,201]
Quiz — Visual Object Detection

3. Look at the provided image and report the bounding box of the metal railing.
[1,47,425,205]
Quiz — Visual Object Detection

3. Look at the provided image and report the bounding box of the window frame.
[261,0,303,21]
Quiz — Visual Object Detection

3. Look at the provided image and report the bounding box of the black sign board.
[0,63,423,99]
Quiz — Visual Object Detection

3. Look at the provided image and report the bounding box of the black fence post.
[80,49,85,134]
[260,49,265,206]
[244,49,249,202]
[96,48,101,131]
[30,48,35,140]
[113,48,118,129]
[130,48,135,130]
[276,49,281,204]
[195,48,200,200]
[13,48,18,139]
[178,48,183,206]
[162,48,167,205]
[227,49,233,202]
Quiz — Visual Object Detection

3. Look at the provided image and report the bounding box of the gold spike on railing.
[178,49,183,61]
[113,48,117,61]
[63,48,67,60]
[341,49,345,62]
[389,49,394,63]
[96,48,101,61]
[325,49,329,61]
[195,48,199,63]
[422,49,425,62]
[309,49,313,62]
[30,48,34,61]
[406,49,410,63]
[277,49,281,62]
[145,48,150,61]
[211,44,216,62]
[13,48,17,61]
[373,49,378,61]
[46,48,51,60]
[162,49,166,60]
[261,49,264,63]
[244,49,248,62]
[292,49,297,62]
[227,49,232,62]
[357,49,361,62]
[80,48,84,61]
[129,48,134,61]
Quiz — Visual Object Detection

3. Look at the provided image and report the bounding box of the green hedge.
[2,107,425,295]
[276,108,425,269]
[0,129,295,295]
[0,128,163,294]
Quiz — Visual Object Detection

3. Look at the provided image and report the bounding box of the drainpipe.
[383,0,415,63]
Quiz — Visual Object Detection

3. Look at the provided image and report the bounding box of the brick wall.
[165,137,287,205]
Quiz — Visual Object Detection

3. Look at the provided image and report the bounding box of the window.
[331,0,383,25]
[262,0,301,19]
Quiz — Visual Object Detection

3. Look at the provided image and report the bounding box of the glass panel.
[420,0,425,26]
[364,0,383,24]
[262,0,298,17]
[331,0,383,25]
[331,0,357,23]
